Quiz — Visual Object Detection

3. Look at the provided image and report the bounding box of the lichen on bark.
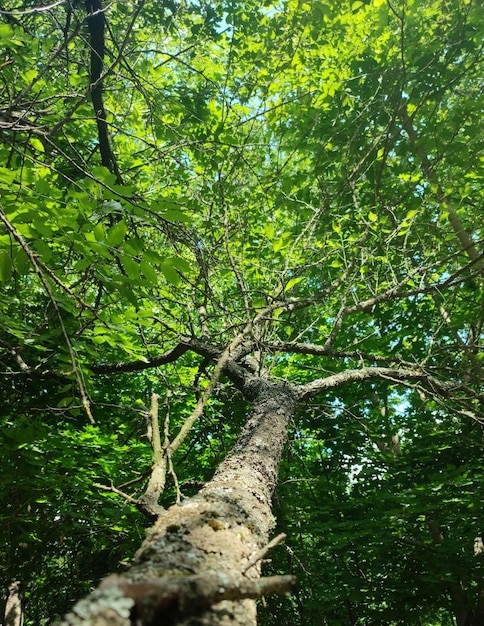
[56,383,298,626]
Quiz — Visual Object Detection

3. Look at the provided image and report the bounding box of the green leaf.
[94,222,105,242]
[0,252,12,281]
[168,256,192,274]
[121,255,140,279]
[285,277,303,292]
[106,220,127,247]
[29,137,45,153]
[57,397,74,408]
[160,261,180,286]
[13,248,30,275]
[0,167,17,185]
[91,165,117,185]
[162,209,191,223]
[0,24,13,40]
[140,259,158,284]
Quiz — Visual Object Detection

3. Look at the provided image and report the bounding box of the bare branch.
[242,533,287,575]
[90,342,190,373]
[0,0,66,15]
[164,391,182,505]
[93,481,138,505]
[298,366,460,401]
[267,341,419,368]
[137,393,167,519]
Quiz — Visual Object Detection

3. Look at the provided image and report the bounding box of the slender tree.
[0,0,482,624]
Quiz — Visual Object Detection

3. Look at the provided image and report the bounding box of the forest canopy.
[0,0,483,625]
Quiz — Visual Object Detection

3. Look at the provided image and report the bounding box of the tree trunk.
[56,381,298,626]
[4,581,24,626]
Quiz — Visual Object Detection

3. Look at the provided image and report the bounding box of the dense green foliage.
[0,0,482,624]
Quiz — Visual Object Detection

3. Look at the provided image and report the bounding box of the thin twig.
[0,205,94,423]
[242,533,287,575]
[94,481,138,504]
[163,391,182,504]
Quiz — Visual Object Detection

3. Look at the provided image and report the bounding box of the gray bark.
[55,382,298,626]
[55,348,461,625]
[4,581,24,626]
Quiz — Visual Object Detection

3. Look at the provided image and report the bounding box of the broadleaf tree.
[0,0,483,625]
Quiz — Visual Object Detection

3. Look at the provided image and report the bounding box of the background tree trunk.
[4,581,24,626]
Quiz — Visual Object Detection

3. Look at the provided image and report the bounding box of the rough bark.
[55,382,298,626]
[55,346,469,625]
[4,581,24,626]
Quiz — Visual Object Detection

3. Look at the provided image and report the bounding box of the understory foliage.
[0,0,483,624]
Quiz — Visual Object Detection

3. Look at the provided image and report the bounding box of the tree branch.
[137,392,167,519]
[242,533,287,574]
[297,366,460,401]
[0,205,94,423]
[90,342,191,373]
[267,341,419,368]
[399,103,482,264]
